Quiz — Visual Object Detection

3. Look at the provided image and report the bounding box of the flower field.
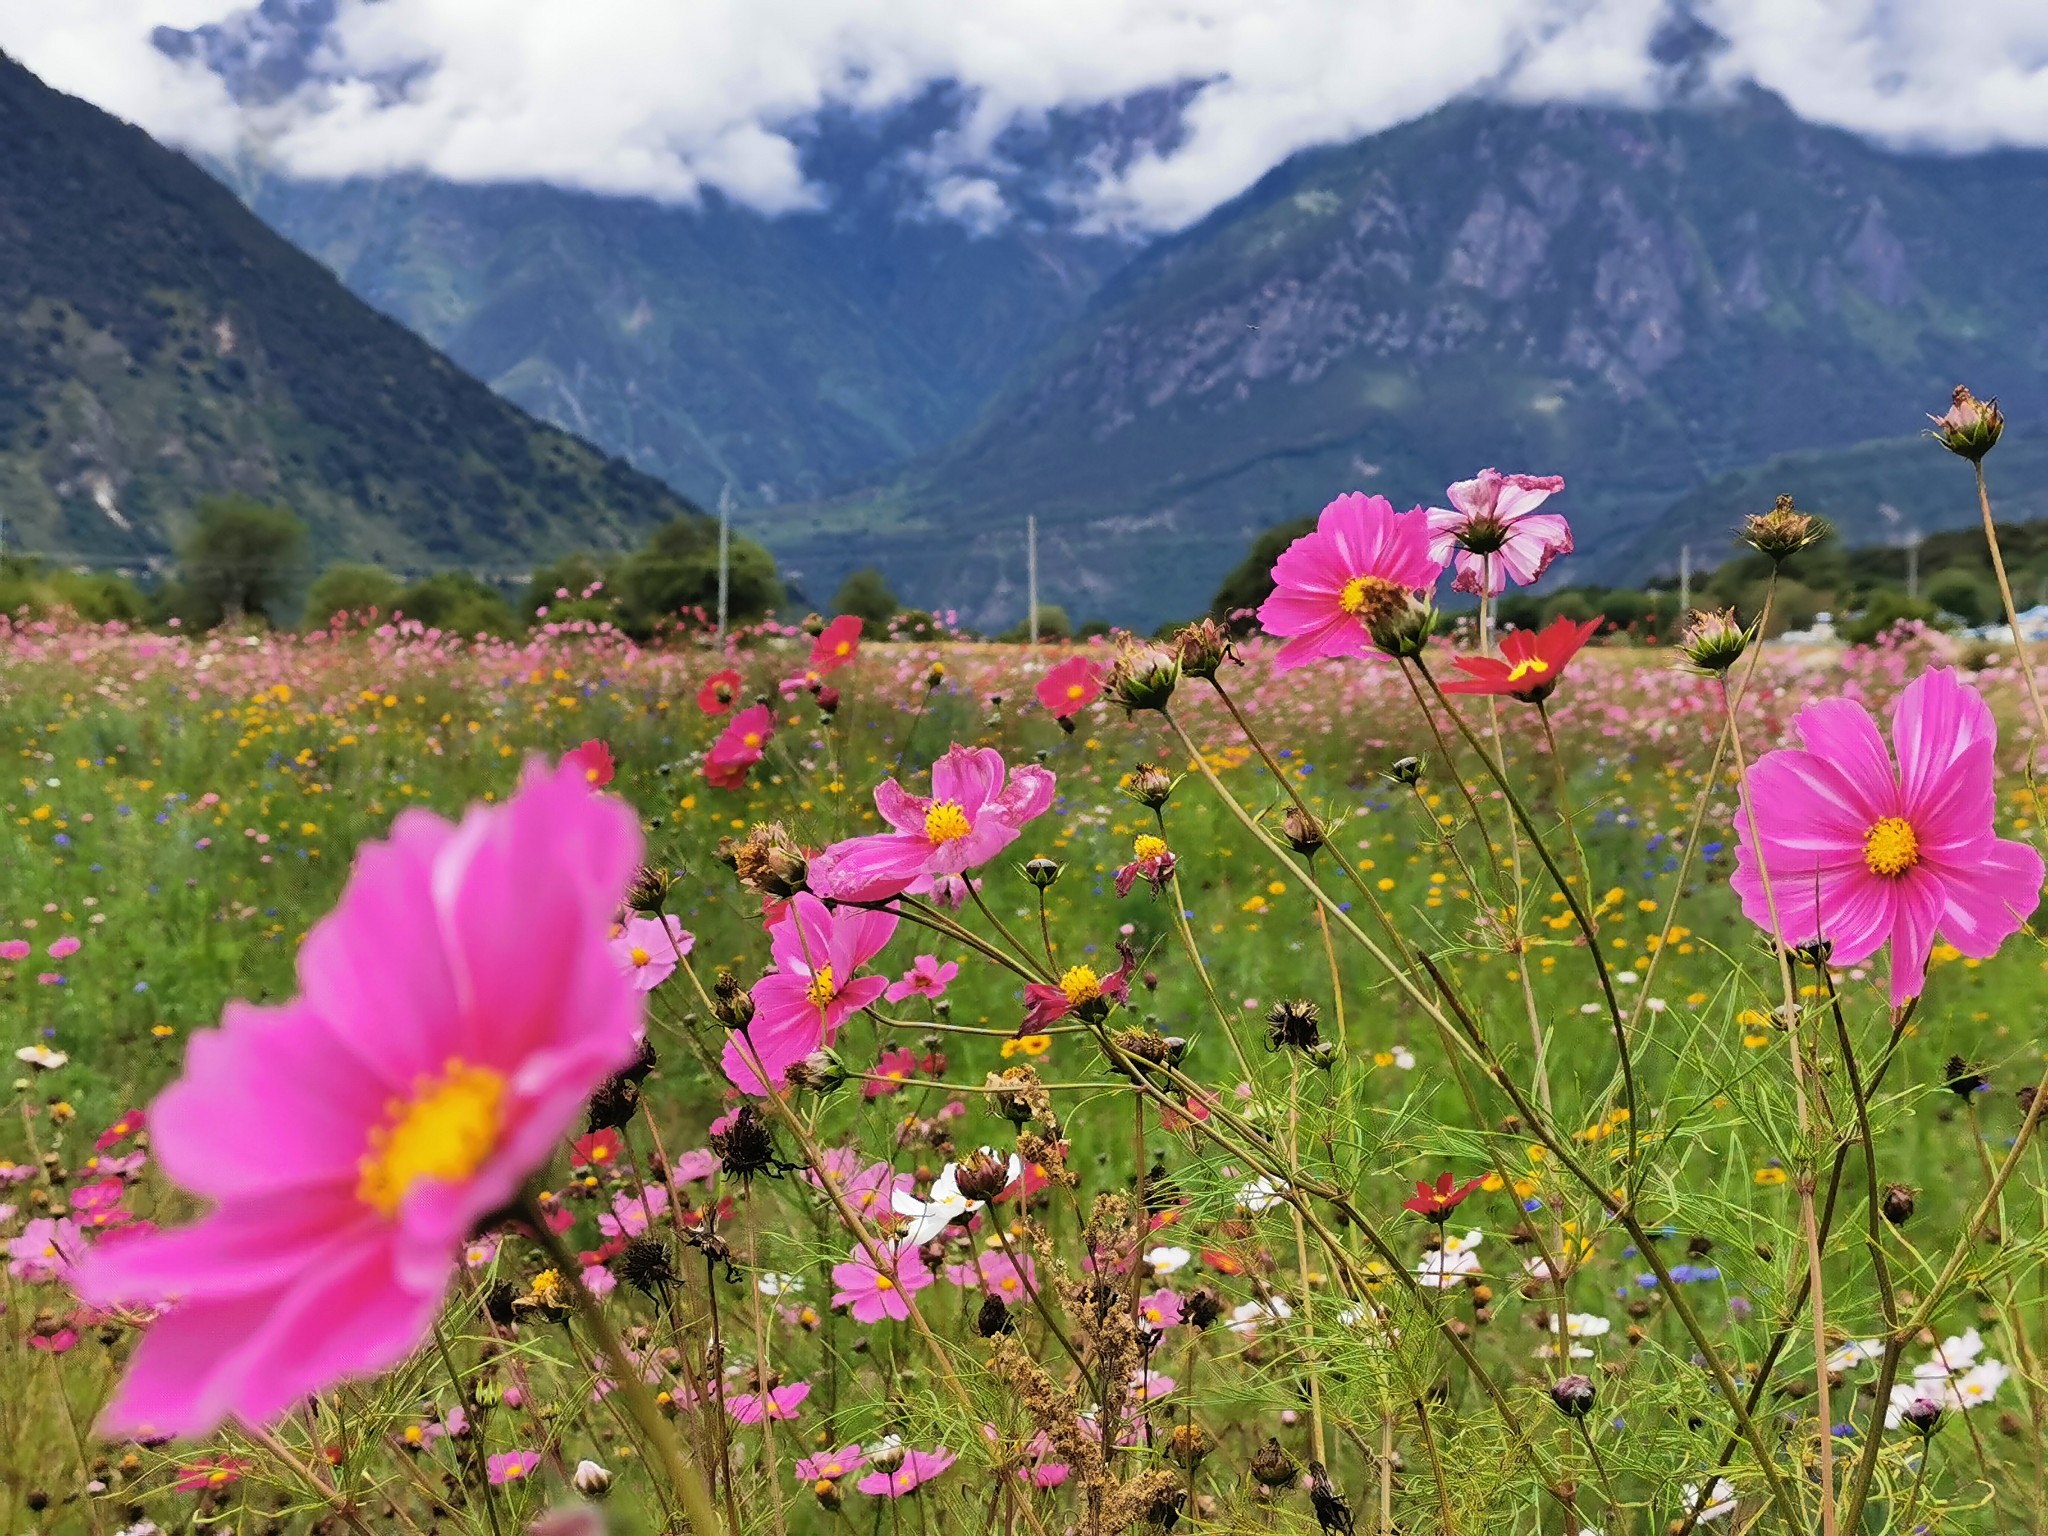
[5,489,2048,1536]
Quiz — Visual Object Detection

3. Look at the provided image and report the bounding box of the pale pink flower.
[1733,668,2044,1006]
[858,1447,955,1498]
[73,756,646,1437]
[727,1381,811,1423]
[610,915,692,992]
[721,894,897,1095]
[1425,469,1570,597]
[830,1245,932,1324]
[1257,493,1443,672]
[884,955,958,1003]
[809,745,1055,902]
[9,1217,87,1283]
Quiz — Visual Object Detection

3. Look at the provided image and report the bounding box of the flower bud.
[1929,384,2003,462]
[1249,1438,1299,1489]
[1106,640,1181,714]
[1386,757,1423,787]
[1742,495,1827,565]
[1944,1055,1988,1099]
[1303,1041,1339,1072]
[1279,804,1327,856]
[1126,762,1175,808]
[784,1049,849,1095]
[953,1149,1013,1203]
[1020,856,1063,890]
[1549,1374,1596,1419]
[1173,618,1235,681]
[800,612,826,637]
[572,1460,613,1499]
[713,969,756,1030]
[816,686,841,716]
[868,1438,906,1474]
[624,864,674,914]
[1899,1395,1944,1437]
[1367,594,1438,660]
[1678,609,1749,676]
[1881,1184,1916,1226]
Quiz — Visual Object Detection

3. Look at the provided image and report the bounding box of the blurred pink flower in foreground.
[73,756,645,1437]
[809,744,1054,902]
[1257,493,1443,672]
[1425,469,1570,597]
[1733,667,2044,1006]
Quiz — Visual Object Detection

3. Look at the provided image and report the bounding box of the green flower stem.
[521,1191,726,1536]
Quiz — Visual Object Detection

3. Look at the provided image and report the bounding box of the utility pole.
[1678,543,1691,615]
[716,483,732,642]
[1027,515,1039,646]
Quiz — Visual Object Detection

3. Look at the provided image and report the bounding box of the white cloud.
[8,1,2048,232]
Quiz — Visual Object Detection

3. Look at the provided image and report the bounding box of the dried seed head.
[1173,617,1236,681]
[1281,804,1326,855]
[1105,639,1181,714]
[1126,762,1175,808]
[730,822,809,898]
[1678,608,1749,675]
[1742,495,1827,564]
[1264,998,1322,1052]
[624,864,675,915]
[709,1104,779,1181]
[1249,1438,1299,1489]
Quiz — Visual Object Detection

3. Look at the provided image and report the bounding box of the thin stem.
[521,1191,726,1536]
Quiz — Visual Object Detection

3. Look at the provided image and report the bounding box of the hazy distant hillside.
[0,51,710,575]
[752,91,2048,629]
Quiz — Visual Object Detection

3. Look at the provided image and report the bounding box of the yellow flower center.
[874,1274,895,1290]
[805,965,838,1008]
[1066,683,1086,700]
[629,946,651,967]
[1059,965,1102,1006]
[357,1060,506,1217]
[1505,657,1551,684]
[836,641,853,656]
[742,731,763,748]
[1132,834,1169,861]
[1863,816,1920,878]
[1337,574,1404,625]
[924,800,972,844]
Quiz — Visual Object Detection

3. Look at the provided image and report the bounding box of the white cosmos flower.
[1144,1245,1192,1275]
[1417,1230,1483,1289]
[1825,1340,1883,1373]
[757,1272,805,1296]
[15,1045,66,1070]
[1953,1358,2010,1409]
[1682,1480,1738,1523]
[891,1149,1023,1248]
[1226,1296,1293,1335]
[1236,1175,1289,1213]
[1391,1046,1416,1070]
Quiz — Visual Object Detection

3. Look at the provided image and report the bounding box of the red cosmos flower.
[571,1129,623,1168]
[1035,657,1104,720]
[705,705,775,789]
[1022,942,1136,1029]
[95,1109,147,1151]
[697,668,744,716]
[565,738,616,786]
[1402,1171,1485,1223]
[1439,614,1602,703]
[811,615,864,673]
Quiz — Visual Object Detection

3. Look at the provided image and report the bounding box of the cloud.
[9,1,2048,233]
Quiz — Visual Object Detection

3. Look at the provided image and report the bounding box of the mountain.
[156,0,1138,511]
[0,49,709,577]
[750,90,2048,630]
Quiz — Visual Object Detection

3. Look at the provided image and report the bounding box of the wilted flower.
[1679,609,1749,675]
[1929,384,2003,461]
[1742,495,1827,564]
[1105,639,1182,713]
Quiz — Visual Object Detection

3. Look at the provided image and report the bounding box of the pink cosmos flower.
[48,935,81,960]
[884,955,958,1003]
[96,1110,147,1150]
[0,940,30,962]
[943,1248,1036,1305]
[9,1217,87,1283]
[727,1381,811,1423]
[830,1245,933,1323]
[610,915,692,992]
[858,1447,955,1498]
[808,745,1055,903]
[722,894,897,1096]
[596,1184,668,1239]
[863,1045,928,1099]
[705,705,775,791]
[1425,469,1570,597]
[1035,657,1104,719]
[1138,1288,1183,1335]
[487,1451,542,1485]
[71,1178,135,1232]
[1733,667,2045,1006]
[698,668,744,716]
[812,615,864,672]
[796,1444,866,1483]
[805,1153,911,1219]
[73,755,646,1437]
[1257,493,1444,672]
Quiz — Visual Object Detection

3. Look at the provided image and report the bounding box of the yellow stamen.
[924,800,972,844]
[805,965,838,1008]
[1059,965,1102,1006]
[874,1274,895,1290]
[629,946,651,967]
[742,731,763,748]
[1863,816,1920,878]
[1505,657,1551,684]
[1337,573,1403,624]
[1132,834,1169,861]
[357,1061,505,1217]
[1066,684,1085,700]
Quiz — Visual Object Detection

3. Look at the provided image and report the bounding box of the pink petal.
[1930,837,2045,958]
[1792,700,1899,821]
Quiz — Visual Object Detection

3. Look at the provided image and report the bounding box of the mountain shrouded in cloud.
[15,2,2048,236]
